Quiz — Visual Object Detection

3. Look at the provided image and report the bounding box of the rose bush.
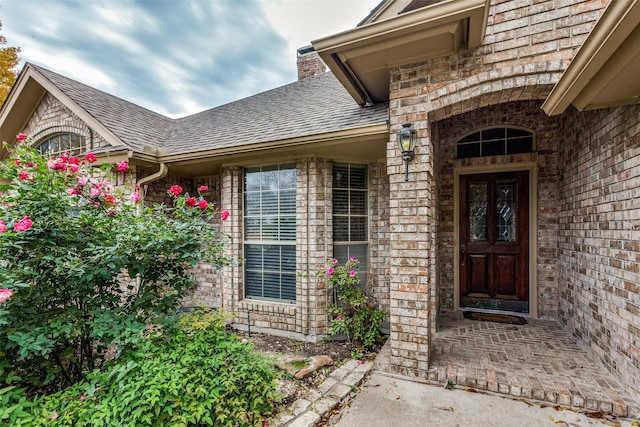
[325,257,386,350]
[0,140,230,393]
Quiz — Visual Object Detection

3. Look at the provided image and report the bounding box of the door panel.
[460,171,529,313]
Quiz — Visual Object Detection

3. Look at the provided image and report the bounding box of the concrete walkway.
[333,371,639,427]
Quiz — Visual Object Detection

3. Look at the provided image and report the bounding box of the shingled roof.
[32,64,173,152]
[31,64,388,156]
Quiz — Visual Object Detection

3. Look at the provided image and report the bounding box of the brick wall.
[22,93,109,150]
[387,0,607,376]
[557,104,640,402]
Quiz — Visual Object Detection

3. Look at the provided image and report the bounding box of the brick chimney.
[297,45,327,80]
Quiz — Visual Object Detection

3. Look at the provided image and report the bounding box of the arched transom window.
[456,127,534,159]
[36,133,85,157]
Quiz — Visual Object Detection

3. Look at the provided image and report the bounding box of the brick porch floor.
[376,310,639,419]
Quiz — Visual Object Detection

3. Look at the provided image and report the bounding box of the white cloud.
[1,0,379,117]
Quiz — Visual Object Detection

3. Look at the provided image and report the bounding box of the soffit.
[542,0,640,115]
[312,0,489,105]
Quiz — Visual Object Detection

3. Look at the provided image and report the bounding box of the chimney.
[297,45,327,80]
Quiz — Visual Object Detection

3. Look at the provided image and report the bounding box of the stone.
[294,355,334,379]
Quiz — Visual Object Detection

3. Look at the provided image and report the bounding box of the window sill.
[238,299,297,316]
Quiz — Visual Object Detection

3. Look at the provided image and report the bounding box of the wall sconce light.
[397,122,417,181]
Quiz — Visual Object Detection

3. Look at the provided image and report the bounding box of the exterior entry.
[459,171,529,313]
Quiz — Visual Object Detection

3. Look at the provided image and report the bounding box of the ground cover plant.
[10,310,280,427]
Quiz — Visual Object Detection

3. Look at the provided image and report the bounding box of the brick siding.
[23,93,109,150]
[557,104,640,403]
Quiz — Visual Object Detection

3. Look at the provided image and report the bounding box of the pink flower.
[17,170,30,180]
[185,197,197,207]
[198,199,209,210]
[198,185,209,193]
[357,360,364,365]
[130,192,140,203]
[85,153,97,163]
[327,267,334,276]
[349,270,356,277]
[48,157,66,171]
[116,161,129,172]
[16,133,27,141]
[168,185,183,196]
[76,175,88,186]
[67,187,81,196]
[13,216,33,232]
[331,258,338,264]
[0,220,6,233]
[349,256,356,262]
[0,288,13,303]
[68,163,80,173]
[68,156,80,165]
[90,188,101,198]
[220,210,230,221]
[336,315,343,321]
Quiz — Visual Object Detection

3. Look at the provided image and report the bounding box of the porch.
[376,310,639,419]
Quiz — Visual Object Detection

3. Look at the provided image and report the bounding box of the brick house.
[1,0,639,404]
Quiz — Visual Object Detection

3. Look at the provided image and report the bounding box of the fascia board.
[24,66,126,147]
[313,0,486,53]
[542,0,640,116]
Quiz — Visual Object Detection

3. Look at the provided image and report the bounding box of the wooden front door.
[459,171,529,313]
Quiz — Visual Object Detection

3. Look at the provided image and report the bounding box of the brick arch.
[425,75,558,123]
[31,125,89,145]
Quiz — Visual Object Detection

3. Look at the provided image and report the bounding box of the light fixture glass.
[397,122,416,181]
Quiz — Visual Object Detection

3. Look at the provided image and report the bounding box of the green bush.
[0,142,229,392]
[28,310,280,426]
[326,258,386,350]
[0,385,35,426]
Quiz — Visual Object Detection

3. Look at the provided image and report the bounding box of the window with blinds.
[243,164,296,302]
[332,163,368,269]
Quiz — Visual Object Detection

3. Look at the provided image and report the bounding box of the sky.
[0,0,379,118]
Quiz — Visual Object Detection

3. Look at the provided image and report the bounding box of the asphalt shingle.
[31,64,389,156]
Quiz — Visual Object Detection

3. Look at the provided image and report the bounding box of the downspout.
[132,162,168,293]
[136,162,169,209]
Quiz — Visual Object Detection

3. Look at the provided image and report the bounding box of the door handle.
[461,244,466,266]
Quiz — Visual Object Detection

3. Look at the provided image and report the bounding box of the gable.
[313,0,489,105]
[0,64,127,158]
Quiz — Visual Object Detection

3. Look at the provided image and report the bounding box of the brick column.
[297,157,332,337]
[220,166,243,314]
[387,110,435,377]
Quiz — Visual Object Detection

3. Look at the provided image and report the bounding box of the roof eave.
[157,122,390,164]
[312,0,489,105]
[542,0,640,116]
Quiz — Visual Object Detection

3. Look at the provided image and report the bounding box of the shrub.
[0,142,230,392]
[325,257,386,349]
[29,310,280,427]
[0,385,35,426]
